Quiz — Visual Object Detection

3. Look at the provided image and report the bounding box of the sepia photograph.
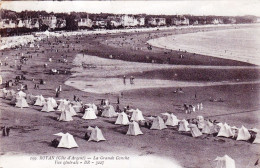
[0,1,260,168]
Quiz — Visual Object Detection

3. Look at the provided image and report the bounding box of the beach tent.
[16,90,26,99]
[165,113,179,127]
[101,105,117,118]
[57,99,70,111]
[34,95,46,106]
[150,116,167,130]
[15,97,29,108]
[253,133,260,144]
[58,110,73,122]
[54,132,78,149]
[127,121,143,136]
[217,123,234,138]
[214,155,236,168]
[236,126,251,141]
[87,126,95,131]
[189,124,202,137]
[197,116,205,129]
[130,109,145,122]
[90,103,98,114]
[202,120,214,134]
[115,112,129,125]
[64,104,77,116]
[88,126,106,142]
[178,119,190,132]
[57,99,66,111]
[41,100,55,112]
[86,103,98,114]
[5,90,16,100]
[46,97,58,108]
[82,108,97,120]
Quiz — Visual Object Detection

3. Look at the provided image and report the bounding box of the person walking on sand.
[117,96,120,104]
[123,75,126,85]
[58,85,62,92]
[55,88,60,98]
[130,76,135,85]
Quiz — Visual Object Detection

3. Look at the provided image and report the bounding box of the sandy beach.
[147,25,260,65]
[1,24,260,168]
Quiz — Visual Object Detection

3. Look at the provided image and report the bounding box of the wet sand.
[147,26,260,65]
[65,54,260,94]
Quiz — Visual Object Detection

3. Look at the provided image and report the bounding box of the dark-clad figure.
[2,126,10,136]
[123,75,126,85]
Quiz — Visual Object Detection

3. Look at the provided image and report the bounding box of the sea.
[148,25,260,66]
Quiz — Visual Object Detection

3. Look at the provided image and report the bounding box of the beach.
[1,24,260,168]
[147,25,260,65]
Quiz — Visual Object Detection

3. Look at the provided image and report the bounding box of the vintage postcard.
[0,1,260,168]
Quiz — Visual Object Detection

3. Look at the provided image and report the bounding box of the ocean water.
[148,26,260,66]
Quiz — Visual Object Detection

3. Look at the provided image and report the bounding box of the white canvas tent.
[34,95,46,106]
[115,112,129,125]
[101,105,117,118]
[82,108,97,120]
[126,121,143,136]
[165,113,179,127]
[46,97,58,108]
[86,103,98,114]
[130,109,145,121]
[15,97,29,108]
[214,155,236,168]
[16,90,26,99]
[189,124,202,137]
[202,120,214,134]
[178,119,190,132]
[236,126,251,141]
[54,132,78,149]
[64,104,77,116]
[88,126,106,142]
[58,110,73,122]
[197,116,205,129]
[57,99,70,111]
[150,116,167,130]
[217,123,234,138]
[41,100,55,112]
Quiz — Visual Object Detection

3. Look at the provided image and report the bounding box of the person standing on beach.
[55,88,59,98]
[117,96,120,104]
[123,75,126,85]
[130,76,134,85]
[58,85,62,92]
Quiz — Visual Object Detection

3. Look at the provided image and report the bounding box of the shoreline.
[147,26,260,66]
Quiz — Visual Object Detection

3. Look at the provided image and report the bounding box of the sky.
[1,1,260,17]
